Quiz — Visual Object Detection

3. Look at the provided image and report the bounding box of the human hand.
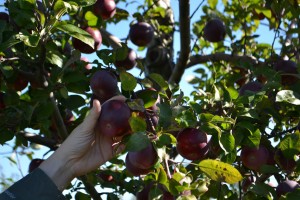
[39,96,125,190]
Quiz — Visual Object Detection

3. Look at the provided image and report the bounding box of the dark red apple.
[242,176,256,192]
[274,60,298,85]
[274,149,296,172]
[127,143,158,170]
[125,154,152,176]
[0,92,5,109]
[114,48,137,70]
[13,74,29,91]
[90,70,119,104]
[203,18,226,42]
[240,145,269,171]
[96,99,132,137]
[72,27,102,54]
[276,180,300,197]
[28,158,44,173]
[129,22,154,47]
[93,0,116,20]
[0,12,9,23]
[176,128,209,160]
[239,81,263,96]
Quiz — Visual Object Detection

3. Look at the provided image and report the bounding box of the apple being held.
[125,143,158,176]
[28,158,44,173]
[72,27,102,54]
[276,180,300,198]
[96,96,132,137]
[90,70,119,104]
[114,48,137,70]
[240,145,269,171]
[93,0,116,20]
[176,128,209,160]
[129,22,154,47]
[203,18,226,43]
[274,60,298,85]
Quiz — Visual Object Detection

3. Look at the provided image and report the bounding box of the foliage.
[1,0,300,199]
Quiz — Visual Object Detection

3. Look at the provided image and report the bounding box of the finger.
[78,99,101,132]
[112,143,126,156]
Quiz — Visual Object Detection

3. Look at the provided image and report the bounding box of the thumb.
[79,99,101,131]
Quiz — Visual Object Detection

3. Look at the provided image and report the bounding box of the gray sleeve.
[0,168,66,200]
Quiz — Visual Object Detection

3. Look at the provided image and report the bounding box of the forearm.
[38,150,74,191]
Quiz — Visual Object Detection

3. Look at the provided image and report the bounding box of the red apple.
[0,92,5,109]
[0,12,9,23]
[96,98,132,137]
[203,18,226,42]
[239,81,263,96]
[176,128,209,160]
[125,154,152,176]
[90,70,119,104]
[72,27,102,54]
[28,158,44,173]
[114,48,137,70]
[276,180,300,198]
[93,0,116,20]
[240,145,269,171]
[129,22,154,47]
[127,143,158,170]
[274,60,298,85]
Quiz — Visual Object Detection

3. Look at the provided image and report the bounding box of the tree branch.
[17,131,58,150]
[168,0,190,84]
[186,53,264,68]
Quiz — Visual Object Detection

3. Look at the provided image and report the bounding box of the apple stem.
[164,156,172,179]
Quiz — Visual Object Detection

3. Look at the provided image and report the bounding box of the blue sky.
[0,0,282,194]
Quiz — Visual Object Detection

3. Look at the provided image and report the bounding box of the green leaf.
[220,133,235,153]
[198,159,243,184]
[68,0,96,7]
[276,90,300,105]
[129,115,147,132]
[85,11,98,26]
[46,52,63,67]
[75,191,90,200]
[125,132,150,152]
[62,95,86,110]
[120,71,137,91]
[278,132,300,159]
[157,165,168,186]
[16,32,40,47]
[208,0,218,9]
[149,73,169,90]
[0,36,22,51]
[55,23,94,48]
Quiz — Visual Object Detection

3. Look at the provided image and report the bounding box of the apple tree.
[1,0,300,199]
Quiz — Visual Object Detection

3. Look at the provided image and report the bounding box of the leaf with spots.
[198,159,242,184]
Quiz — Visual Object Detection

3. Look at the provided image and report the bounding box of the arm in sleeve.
[0,168,66,200]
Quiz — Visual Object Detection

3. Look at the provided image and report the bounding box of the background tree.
[1,0,300,199]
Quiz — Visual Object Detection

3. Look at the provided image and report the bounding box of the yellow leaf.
[198,159,242,184]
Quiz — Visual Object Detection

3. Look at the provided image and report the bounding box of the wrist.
[39,151,74,191]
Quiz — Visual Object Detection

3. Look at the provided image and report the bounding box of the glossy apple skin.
[96,99,132,137]
[176,128,208,160]
[72,27,102,54]
[114,48,137,70]
[93,0,116,20]
[125,154,152,176]
[274,60,298,85]
[129,22,154,47]
[28,158,44,173]
[276,180,300,198]
[127,143,158,170]
[0,92,5,109]
[240,145,269,171]
[203,19,226,42]
[90,70,119,104]
[239,81,263,96]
